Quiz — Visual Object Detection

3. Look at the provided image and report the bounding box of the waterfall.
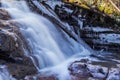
[1,0,91,79]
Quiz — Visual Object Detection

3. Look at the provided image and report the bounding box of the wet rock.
[69,60,120,80]
[55,4,79,27]
[0,29,19,55]
[54,3,120,53]
[68,62,93,80]
[0,20,24,61]
[25,74,57,80]
[0,9,10,20]
[54,3,119,29]
[0,65,16,80]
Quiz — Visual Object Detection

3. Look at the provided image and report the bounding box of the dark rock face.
[54,2,120,53]
[0,66,16,80]
[0,9,21,63]
[107,68,120,80]
[0,9,10,20]
[0,9,37,79]
[69,63,92,79]
[7,63,37,79]
[69,59,120,80]
[54,3,119,28]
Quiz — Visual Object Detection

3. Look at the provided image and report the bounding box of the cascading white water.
[1,0,91,79]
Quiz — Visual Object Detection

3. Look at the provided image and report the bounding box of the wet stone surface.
[0,8,37,79]
[25,74,57,80]
[69,59,120,80]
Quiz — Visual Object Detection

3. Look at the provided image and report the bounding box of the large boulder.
[0,65,16,80]
[68,59,120,80]
[0,9,10,20]
[0,9,37,79]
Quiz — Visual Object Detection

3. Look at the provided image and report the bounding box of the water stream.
[0,0,94,80]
